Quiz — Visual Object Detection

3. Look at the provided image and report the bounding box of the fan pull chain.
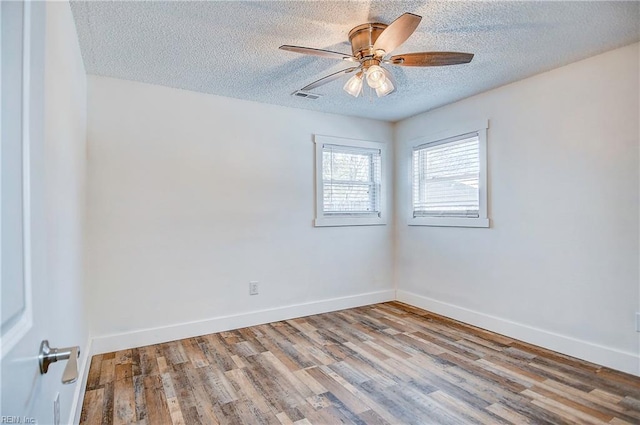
[367,84,374,103]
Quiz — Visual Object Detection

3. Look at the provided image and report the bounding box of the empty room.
[1,1,639,424]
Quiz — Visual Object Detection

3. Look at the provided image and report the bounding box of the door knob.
[38,340,80,384]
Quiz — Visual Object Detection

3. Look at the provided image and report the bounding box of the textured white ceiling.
[70,1,639,122]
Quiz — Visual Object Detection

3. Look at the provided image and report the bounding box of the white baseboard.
[91,290,395,355]
[69,337,92,425]
[397,289,640,376]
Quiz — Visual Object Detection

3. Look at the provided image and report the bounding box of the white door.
[1,2,62,423]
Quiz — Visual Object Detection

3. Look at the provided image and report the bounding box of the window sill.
[315,217,387,227]
[409,217,490,228]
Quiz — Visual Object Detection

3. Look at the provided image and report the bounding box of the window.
[314,135,386,227]
[410,120,489,228]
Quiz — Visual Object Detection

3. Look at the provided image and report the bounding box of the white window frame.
[409,119,489,228]
[314,135,387,227]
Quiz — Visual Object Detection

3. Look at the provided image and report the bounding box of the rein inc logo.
[1,417,36,424]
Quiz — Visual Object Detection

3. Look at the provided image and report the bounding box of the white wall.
[44,2,89,423]
[85,77,394,348]
[395,43,640,374]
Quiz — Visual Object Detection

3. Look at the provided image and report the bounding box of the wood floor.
[80,302,640,425]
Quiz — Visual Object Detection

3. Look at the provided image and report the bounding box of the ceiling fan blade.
[388,52,474,67]
[373,13,422,54]
[301,67,360,91]
[279,45,357,62]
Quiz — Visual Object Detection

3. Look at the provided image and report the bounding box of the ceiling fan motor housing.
[348,23,388,62]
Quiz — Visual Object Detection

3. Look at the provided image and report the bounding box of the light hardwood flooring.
[80,302,640,424]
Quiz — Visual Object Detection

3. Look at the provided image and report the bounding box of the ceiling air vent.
[292,90,322,100]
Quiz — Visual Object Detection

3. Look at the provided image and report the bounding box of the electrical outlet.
[636,312,640,332]
[250,281,259,295]
[54,393,60,425]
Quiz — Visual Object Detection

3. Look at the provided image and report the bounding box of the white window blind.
[413,133,480,218]
[322,144,381,216]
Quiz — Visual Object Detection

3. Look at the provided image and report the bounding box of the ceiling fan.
[280,12,474,98]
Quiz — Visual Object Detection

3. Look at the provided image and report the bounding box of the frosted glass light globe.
[343,73,363,97]
[365,65,386,89]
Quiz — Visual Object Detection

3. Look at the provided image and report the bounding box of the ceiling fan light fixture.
[365,65,386,89]
[282,12,474,101]
[343,73,363,97]
[375,78,395,97]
